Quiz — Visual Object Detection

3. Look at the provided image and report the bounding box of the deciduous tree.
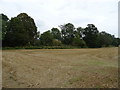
[4,13,37,46]
[60,23,75,45]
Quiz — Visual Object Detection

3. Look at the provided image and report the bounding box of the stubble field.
[2,48,118,88]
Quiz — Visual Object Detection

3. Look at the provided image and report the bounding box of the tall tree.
[4,13,37,47]
[83,24,99,48]
[51,28,62,40]
[0,14,9,41]
[76,27,85,39]
[72,27,86,47]
[40,30,54,46]
[98,31,115,47]
[60,23,75,45]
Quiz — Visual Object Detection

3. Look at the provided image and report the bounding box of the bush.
[52,39,62,46]
[72,38,87,48]
[2,45,82,50]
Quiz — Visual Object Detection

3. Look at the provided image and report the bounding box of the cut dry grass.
[2,47,118,88]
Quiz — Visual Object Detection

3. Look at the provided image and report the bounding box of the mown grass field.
[2,47,118,88]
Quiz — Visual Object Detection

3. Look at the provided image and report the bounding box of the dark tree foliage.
[4,13,37,47]
[34,31,41,46]
[2,14,9,21]
[98,31,116,47]
[83,24,99,48]
[51,28,62,40]
[60,23,75,45]
[1,13,120,48]
[0,14,9,41]
[112,38,120,47]
[72,37,87,47]
[40,30,54,46]
[71,27,87,47]
[76,27,84,39]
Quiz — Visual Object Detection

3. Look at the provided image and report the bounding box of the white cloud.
[0,0,119,37]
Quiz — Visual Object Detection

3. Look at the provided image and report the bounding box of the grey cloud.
[0,0,118,37]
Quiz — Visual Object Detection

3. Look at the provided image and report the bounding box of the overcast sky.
[0,0,119,37]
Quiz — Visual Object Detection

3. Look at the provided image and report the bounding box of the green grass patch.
[86,60,106,66]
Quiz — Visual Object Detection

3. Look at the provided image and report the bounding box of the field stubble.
[2,47,118,88]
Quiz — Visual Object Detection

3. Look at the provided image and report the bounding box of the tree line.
[0,13,120,48]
